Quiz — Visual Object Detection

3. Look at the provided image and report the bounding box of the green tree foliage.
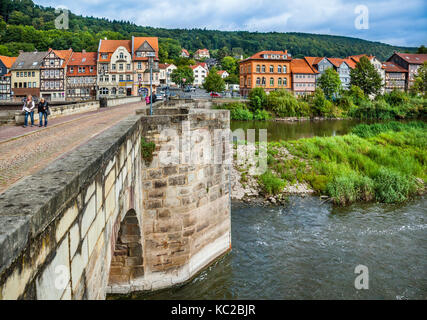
[248,87,267,111]
[171,66,194,87]
[410,62,427,96]
[317,68,341,100]
[221,56,238,75]
[350,56,382,96]
[417,45,427,54]
[225,73,239,84]
[203,67,225,93]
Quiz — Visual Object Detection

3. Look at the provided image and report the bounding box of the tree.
[350,56,382,96]
[171,66,194,88]
[417,45,427,54]
[221,56,238,75]
[248,87,267,111]
[318,68,341,100]
[203,67,225,93]
[225,73,239,84]
[410,61,427,96]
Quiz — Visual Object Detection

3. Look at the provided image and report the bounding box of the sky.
[35,0,427,47]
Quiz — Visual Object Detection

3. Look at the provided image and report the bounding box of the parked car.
[210,92,221,97]
[184,86,196,92]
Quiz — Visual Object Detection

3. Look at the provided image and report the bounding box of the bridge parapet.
[0,106,231,299]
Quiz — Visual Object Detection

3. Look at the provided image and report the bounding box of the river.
[128,196,426,300]
[121,119,426,300]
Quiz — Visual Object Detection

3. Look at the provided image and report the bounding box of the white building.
[217,70,229,79]
[194,49,210,60]
[190,62,208,87]
[159,63,177,86]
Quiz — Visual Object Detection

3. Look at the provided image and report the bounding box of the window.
[256,77,261,85]
[112,75,116,82]
[283,78,287,86]
[283,66,287,73]
[112,64,116,70]
[270,65,274,73]
[33,82,36,87]
[278,66,282,73]
[119,75,123,81]
[270,78,274,86]
[70,67,74,73]
[90,67,94,73]
[262,77,266,85]
[126,75,131,81]
[138,62,142,69]
[278,78,282,86]
[24,72,27,77]
[28,82,32,88]
[20,72,23,77]
[99,87,109,95]
[127,64,131,70]
[261,65,266,73]
[256,65,260,73]
[119,64,123,71]
[119,52,124,59]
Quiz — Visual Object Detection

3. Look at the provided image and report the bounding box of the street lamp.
[147,52,156,115]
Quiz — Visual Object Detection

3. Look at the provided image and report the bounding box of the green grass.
[258,170,286,195]
[141,137,156,163]
[263,121,427,204]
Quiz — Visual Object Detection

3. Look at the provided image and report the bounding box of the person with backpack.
[22,94,35,128]
[37,97,50,127]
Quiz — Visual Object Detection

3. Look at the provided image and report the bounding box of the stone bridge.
[0,106,231,299]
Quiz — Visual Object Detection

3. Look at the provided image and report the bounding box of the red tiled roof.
[181,49,189,56]
[291,58,318,74]
[53,49,73,65]
[195,49,209,54]
[68,51,97,66]
[382,62,408,73]
[217,70,228,75]
[132,37,159,60]
[248,50,290,60]
[394,53,427,65]
[190,62,208,70]
[0,56,17,68]
[327,57,356,69]
[347,54,375,63]
[304,56,324,66]
[99,40,131,53]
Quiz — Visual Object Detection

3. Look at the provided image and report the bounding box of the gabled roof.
[11,51,48,70]
[99,39,131,53]
[52,49,73,67]
[181,49,189,56]
[290,58,319,74]
[195,48,209,54]
[304,56,324,66]
[327,57,356,69]
[347,54,376,63]
[392,52,427,65]
[190,62,208,70]
[217,70,228,75]
[0,56,17,69]
[68,51,97,66]
[132,37,159,60]
[382,62,408,73]
[246,50,290,61]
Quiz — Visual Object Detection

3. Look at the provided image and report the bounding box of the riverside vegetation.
[220,86,426,121]
[233,122,427,205]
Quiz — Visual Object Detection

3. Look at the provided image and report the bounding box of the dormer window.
[119,52,124,59]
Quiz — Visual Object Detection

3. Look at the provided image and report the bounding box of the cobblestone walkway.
[0,101,143,194]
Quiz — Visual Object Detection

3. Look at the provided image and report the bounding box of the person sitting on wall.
[37,97,50,127]
[22,94,35,128]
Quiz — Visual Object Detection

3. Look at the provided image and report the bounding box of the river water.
[132,196,426,300]
[124,119,426,300]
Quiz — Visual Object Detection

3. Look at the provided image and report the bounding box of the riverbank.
[231,121,427,205]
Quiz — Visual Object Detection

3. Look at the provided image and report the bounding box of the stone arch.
[108,209,144,285]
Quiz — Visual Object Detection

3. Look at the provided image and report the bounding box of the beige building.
[11,51,47,100]
[159,63,177,86]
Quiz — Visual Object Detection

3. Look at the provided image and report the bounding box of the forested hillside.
[0,0,415,61]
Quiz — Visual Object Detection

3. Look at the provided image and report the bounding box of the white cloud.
[35,0,426,46]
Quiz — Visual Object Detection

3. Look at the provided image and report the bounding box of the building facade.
[11,51,47,100]
[217,70,229,79]
[382,62,407,92]
[327,58,355,90]
[290,58,318,96]
[66,51,97,100]
[159,63,177,86]
[0,56,16,100]
[194,49,210,60]
[305,57,334,80]
[132,37,160,96]
[40,49,73,101]
[387,53,427,90]
[239,50,292,96]
[190,62,209,87]
[180,49,190,58]
[97,39,133,98]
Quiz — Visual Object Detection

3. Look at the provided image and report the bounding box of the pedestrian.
[145,95,150,104]
[38,97,49,127]
[22,94,35,128]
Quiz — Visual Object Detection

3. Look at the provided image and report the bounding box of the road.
[0,100,143,194]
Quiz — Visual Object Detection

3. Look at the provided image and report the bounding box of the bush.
[253,109,272,121]
[312,88,333,116]
[327,172,374,205]
[373,167,415,203]
[259,170,286,195]
[219,102,254,120]
[141,138,156,163]
[248,87,267,111]
[266,89,310,117]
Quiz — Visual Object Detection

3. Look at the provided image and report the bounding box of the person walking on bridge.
[38,97,50,127]
[22,94,35,128]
